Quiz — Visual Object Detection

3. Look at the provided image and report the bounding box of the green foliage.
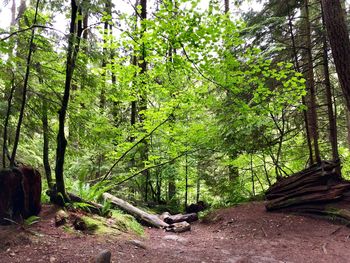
[24,215,40,226]
[0,0,335,214]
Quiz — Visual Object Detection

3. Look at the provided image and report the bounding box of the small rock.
[92,249,111,263]
[128,240,147,249]
[163,235,188,243]
[55,210,69,227]
[49,256,56,263]
[166,221,191,233]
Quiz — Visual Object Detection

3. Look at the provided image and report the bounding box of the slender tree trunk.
[196,168,201,203]
[139,0,150,202]
[130,0,139,142]
[322,0,350,113]
[287,8,314,164]
[320,0,339,162]
[10,0,40,167]
[224,0,239,180]
[2,77,16,168]
[156,169,162,203]
[36,63,53,189]
[100,0,111,110]
[262,154,272,187]
[250,155,255,196]
[185,153,188,208]
[224,0,229,14]
[42,98,53,189]
[304,0,321,164]
[11,0,16,26]
[346,111,350,148]
[55,0,84,203]
[168,172,176,201]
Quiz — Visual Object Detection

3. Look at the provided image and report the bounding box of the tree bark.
[55,0,84,203]
[303,0,321,164]
[2,77,15,168]
[184,153,188,207]
[42,98,53,189]
[160,212,198,224]
[320,0,339,162]
[10,0,40,167]
[224,0,229,14]
[139,0,150,202]
[322,0,350,112]
[103,192,169,228]
[36,63,53,189]
[287,7,314,165]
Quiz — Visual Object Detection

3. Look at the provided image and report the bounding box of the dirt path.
[1,202,350,263]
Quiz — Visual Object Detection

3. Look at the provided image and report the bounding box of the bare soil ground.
[1,202,350,263]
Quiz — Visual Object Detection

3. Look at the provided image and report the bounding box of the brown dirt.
[1,202,350,263]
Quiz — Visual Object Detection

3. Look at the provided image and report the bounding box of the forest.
[1,0,350,262]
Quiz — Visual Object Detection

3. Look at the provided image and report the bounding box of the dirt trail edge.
[1,202,350,263]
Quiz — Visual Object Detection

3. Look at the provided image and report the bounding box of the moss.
[81,216,119,235]
[110,210,144,236]
[74,210,144,236]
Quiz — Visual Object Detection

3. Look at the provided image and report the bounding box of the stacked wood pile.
[265,160,350,223]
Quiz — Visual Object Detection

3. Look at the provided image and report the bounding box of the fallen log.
[160,212,198,224]
[103,193,169,228]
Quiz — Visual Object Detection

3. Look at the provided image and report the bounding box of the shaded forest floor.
[1,202,350,263]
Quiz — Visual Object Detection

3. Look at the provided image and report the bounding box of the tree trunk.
[321,0,350,112]
[2,77,16,168]
[139,0,150,203]
[10,0,16,26]
[185,153,188,208]
[130,0,139,141]
[168,173,176,201]
[287,7,314,165]
[303,0,321,164]
[224,0,229,14]
[10,0,40,167]
[196,172,200,203]
[320,0,339,162]
[42,98,53,189]
[55,0,84,203]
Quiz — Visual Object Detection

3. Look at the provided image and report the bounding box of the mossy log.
[103,193,169,228]
[265,160,350,224]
